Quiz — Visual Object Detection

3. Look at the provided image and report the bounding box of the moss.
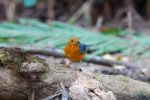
[27,56,41,63]
[118,76,129,83]
[0,53,6,60]
[0,50,7,62]
[31,57,40,62]
[42,67,49,78]
[95,73,102,81]
[43,65,49,73]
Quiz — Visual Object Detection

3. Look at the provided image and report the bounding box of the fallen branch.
[25,48,65,58]
[24,47,142,69]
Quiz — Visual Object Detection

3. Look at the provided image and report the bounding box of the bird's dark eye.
[71,40,73,42]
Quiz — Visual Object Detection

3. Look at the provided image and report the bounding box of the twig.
[88,57,141,69]
[42,93,61,100]
[59,82,70,100]
[67,0,94,22]
[127,11,133,33]
[42,82,70,100]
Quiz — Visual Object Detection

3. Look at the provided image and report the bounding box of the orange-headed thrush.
[64,37,91,67]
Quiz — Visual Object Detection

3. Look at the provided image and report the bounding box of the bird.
[64,37,91,67]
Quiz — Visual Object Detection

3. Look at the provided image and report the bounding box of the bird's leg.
[79,60,82,66]
[64,60,72,68]
[67,61,72,67]
[77,60,82,68]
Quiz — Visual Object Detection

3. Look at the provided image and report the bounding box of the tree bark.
[48,0,54,20]
[2,0,16,21]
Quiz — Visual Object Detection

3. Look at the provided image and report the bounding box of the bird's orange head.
[67,37,79,46]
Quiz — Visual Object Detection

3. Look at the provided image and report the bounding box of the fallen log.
[0,47,150,100]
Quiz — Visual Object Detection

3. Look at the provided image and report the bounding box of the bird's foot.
[63,60,73,68]
[63,64,70,68]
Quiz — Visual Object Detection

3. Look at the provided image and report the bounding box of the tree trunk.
[3,0,16,21]
[47,0,54,20]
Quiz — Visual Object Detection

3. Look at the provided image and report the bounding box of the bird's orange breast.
[64,44,85,62]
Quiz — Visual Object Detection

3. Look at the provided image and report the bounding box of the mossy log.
[0,47,150,100]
